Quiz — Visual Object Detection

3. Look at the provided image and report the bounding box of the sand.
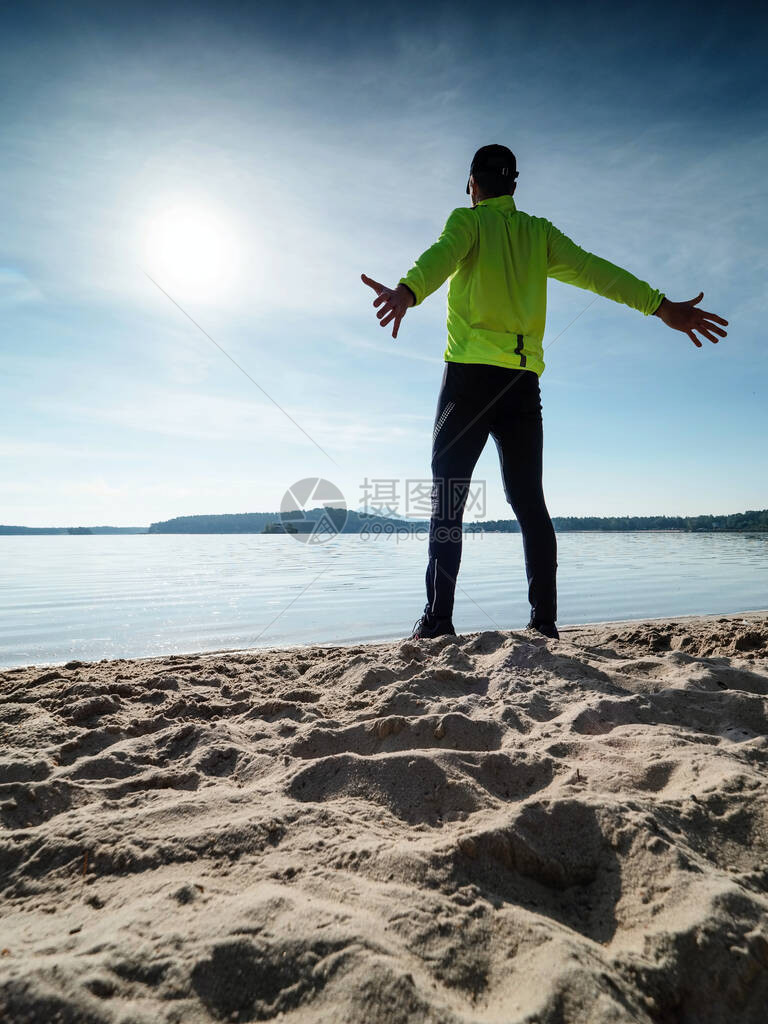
[1,610,767,1023]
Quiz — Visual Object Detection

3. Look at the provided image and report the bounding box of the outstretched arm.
[546,221,728,348]
[361,207,477,339]
[653,293,728,348]
[546,221,664,316]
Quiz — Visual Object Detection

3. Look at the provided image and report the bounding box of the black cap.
[466,144,519,194]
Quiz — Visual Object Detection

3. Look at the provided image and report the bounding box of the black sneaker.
[410,612,457,640]
[527,618,559,639]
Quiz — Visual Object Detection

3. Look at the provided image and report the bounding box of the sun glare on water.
[143,202,241,301]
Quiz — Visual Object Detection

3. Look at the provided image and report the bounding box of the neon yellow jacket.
[399,194,664,376]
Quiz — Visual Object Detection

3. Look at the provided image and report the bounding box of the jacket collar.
[475,195,517,212]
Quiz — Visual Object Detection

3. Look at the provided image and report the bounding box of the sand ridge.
[1,611,767,1022]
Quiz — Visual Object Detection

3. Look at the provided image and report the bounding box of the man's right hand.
[654,293,728,348]
[361,274,414,340]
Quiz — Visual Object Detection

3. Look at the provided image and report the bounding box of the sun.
[143,201,240,301]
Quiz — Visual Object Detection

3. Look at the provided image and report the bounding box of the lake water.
[1,532,767,668]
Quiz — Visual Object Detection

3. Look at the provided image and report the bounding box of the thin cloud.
[0,267,43,306]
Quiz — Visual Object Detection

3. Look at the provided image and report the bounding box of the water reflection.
[0,532,766,667]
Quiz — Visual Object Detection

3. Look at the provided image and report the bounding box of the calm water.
[1,532,767,668]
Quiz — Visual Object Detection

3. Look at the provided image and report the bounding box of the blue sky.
[1,0,766,527]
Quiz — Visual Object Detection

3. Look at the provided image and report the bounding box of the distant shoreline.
[1,528,768,536]
[3,506,767,536]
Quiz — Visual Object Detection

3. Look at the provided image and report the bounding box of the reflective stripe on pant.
[426,360,557,623]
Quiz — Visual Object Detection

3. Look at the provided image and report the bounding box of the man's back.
[400,194,664,375]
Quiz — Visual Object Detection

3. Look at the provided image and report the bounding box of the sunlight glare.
[143,201,241,301]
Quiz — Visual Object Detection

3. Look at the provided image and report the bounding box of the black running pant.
[426,361,557,623]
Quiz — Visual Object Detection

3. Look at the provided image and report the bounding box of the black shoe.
[410,612,457,640]
[527,618,559,639]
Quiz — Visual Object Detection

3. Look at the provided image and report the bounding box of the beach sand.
[1,611,767,1023]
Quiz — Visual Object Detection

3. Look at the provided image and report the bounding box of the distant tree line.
[148,508,428,534]
[466,509,768,533]
[4,508,766,536]
[0,525,148,535]
[147,507,768,534]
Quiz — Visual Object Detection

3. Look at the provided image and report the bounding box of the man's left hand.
[361,274,414,339]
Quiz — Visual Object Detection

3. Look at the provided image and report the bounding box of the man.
[362,144,728,641]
